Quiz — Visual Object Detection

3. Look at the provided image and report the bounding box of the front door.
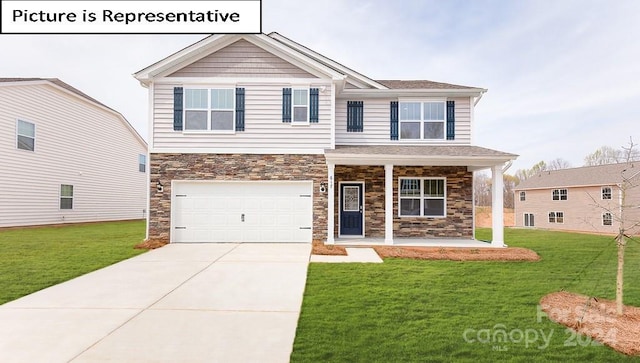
[340,183,364,236]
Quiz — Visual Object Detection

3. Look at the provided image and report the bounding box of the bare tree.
[503,174,519,209]
[584,144,640,166]
[547,158,572,171]
[515,160,547,182]
[474,173,491,206]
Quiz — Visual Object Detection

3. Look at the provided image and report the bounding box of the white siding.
[0,83,147,227]
[151,82,332,151]
[335,97,472,145]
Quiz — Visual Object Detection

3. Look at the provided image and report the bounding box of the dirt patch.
[476,207,515,228]
[540,291,640,356]
[312,239,348,255]
[135,238,168,250]
[373,246,539,261]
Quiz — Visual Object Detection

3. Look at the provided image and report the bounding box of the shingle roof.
[326,145,516,158]
[376,80,478,90]
[515,163,639,190]
[0,78,111,110]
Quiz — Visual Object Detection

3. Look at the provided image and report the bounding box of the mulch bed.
[311,239,539,261]
[540,291,640,356]
[135,238,168,250]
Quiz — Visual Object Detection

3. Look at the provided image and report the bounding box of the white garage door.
[172,181,313,243]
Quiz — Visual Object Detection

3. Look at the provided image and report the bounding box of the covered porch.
[324,145,518,248]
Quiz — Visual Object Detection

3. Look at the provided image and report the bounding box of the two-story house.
[0,78,147,227]
[514,163,640,235]
[134,33,517,247]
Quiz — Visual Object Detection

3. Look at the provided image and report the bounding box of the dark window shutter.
[446,100,455,140]
[282,88,292,123]
[310,88,319,123]
[173,87,183,131]
[347,101,364,132]
[390,101,398,140]
[235,88,245,131]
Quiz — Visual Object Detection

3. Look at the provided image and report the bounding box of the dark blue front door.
[340,183,363,236]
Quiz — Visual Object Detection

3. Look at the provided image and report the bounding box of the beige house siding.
[334,97,472,145]
[514,186,626,234]
[168,39,316,79]
[0,83,147,227]
[151,82,332,151]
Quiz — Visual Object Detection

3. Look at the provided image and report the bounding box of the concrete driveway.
[0,243,311,363]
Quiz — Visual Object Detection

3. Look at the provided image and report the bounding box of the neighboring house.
[0,78,147,227]
[134,33,517,246]
[514,163,640,235]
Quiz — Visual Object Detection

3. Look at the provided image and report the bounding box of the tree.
[515,160,547,182]
[474,173,491,206]
[584,146,623,166]
[547,158,572,171]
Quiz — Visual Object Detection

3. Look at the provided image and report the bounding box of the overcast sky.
[1,0,638,172]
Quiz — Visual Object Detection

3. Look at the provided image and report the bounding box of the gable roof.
[515,163,639,190]
[0,78,146,147]
[133,33,486,98]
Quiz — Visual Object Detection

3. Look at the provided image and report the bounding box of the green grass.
[0,220,147,304]
[291,228,640,362]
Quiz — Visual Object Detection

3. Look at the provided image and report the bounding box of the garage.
[171,181,313,243]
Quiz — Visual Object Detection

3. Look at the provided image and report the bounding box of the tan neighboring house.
[0,78,148,227]
[514,163,640,235]
[134,33,517,246]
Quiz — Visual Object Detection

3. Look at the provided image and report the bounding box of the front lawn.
[291,228,640,362]
[0,220,146,304]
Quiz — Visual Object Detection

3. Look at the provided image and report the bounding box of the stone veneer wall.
[149,153,328,242]
[334,165,473,239]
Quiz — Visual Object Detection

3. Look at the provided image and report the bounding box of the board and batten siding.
[0,83,147,227]
[168,39,316,79]
[334,97,472,145]
[151,82,332,151]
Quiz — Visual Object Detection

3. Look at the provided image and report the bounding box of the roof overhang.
[337,88,487,99]
[325,146,517,171]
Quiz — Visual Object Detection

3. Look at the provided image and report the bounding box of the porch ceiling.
[324,145,517,170]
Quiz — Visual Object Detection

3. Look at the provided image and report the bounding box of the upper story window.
[184,88,235,132]
[519,191,526,201]
[399,101,445,140]
[552,189,567,201]
[602,186,612,200]
[17,120,35,151]
[292,89,309,123]
[139,154,146,172]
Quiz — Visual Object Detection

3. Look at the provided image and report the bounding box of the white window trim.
[548,211,564,224]
[183,86,236,134]
[398,98,447,141]
[291,88,310,125]
[59,184,74,210]
[519,191,526,201]
[601,186,612,200]
[552,188,568,201]
[523,213,534,227]
[138,154,146,173]
[16,119,36,152]
[398,177,447,218]
[602,212,613,226]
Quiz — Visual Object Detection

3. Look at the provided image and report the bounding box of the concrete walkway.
[310,247,383,263]
[0,243,311,363]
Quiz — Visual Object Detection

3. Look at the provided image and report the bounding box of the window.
[399,101,445,140]
[399,178,446,217]
[603,212,613,226]
[184,88,235,131]
[524,213,535,227]
[17,120,35,151]
[60,185,73,210]
[548,211,564,224]
[602,187,612,200]
[520,191,526,201]
[138,154,146,172]
[292,89,309,123]
[552,189,567,200]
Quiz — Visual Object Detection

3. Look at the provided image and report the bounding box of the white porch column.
[491,164,505,247]
[385,164,394,245]
[327,163,335,244]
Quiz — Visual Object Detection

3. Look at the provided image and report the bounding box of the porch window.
[399,101,445,140]
[399,178,446,217]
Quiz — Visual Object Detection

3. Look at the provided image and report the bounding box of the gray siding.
[152,82,332,151]
[168,39,317,78]
[334,97,472,145]
[0,83,147,227]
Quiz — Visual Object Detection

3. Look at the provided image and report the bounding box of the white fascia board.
[324,154,515,167]
[337,88,487,99]
[149,148,326,155]
[153,77,334,86]
[268,32,387,90]
[514,183,620,191]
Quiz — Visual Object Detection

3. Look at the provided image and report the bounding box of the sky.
[1,0,639,173]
